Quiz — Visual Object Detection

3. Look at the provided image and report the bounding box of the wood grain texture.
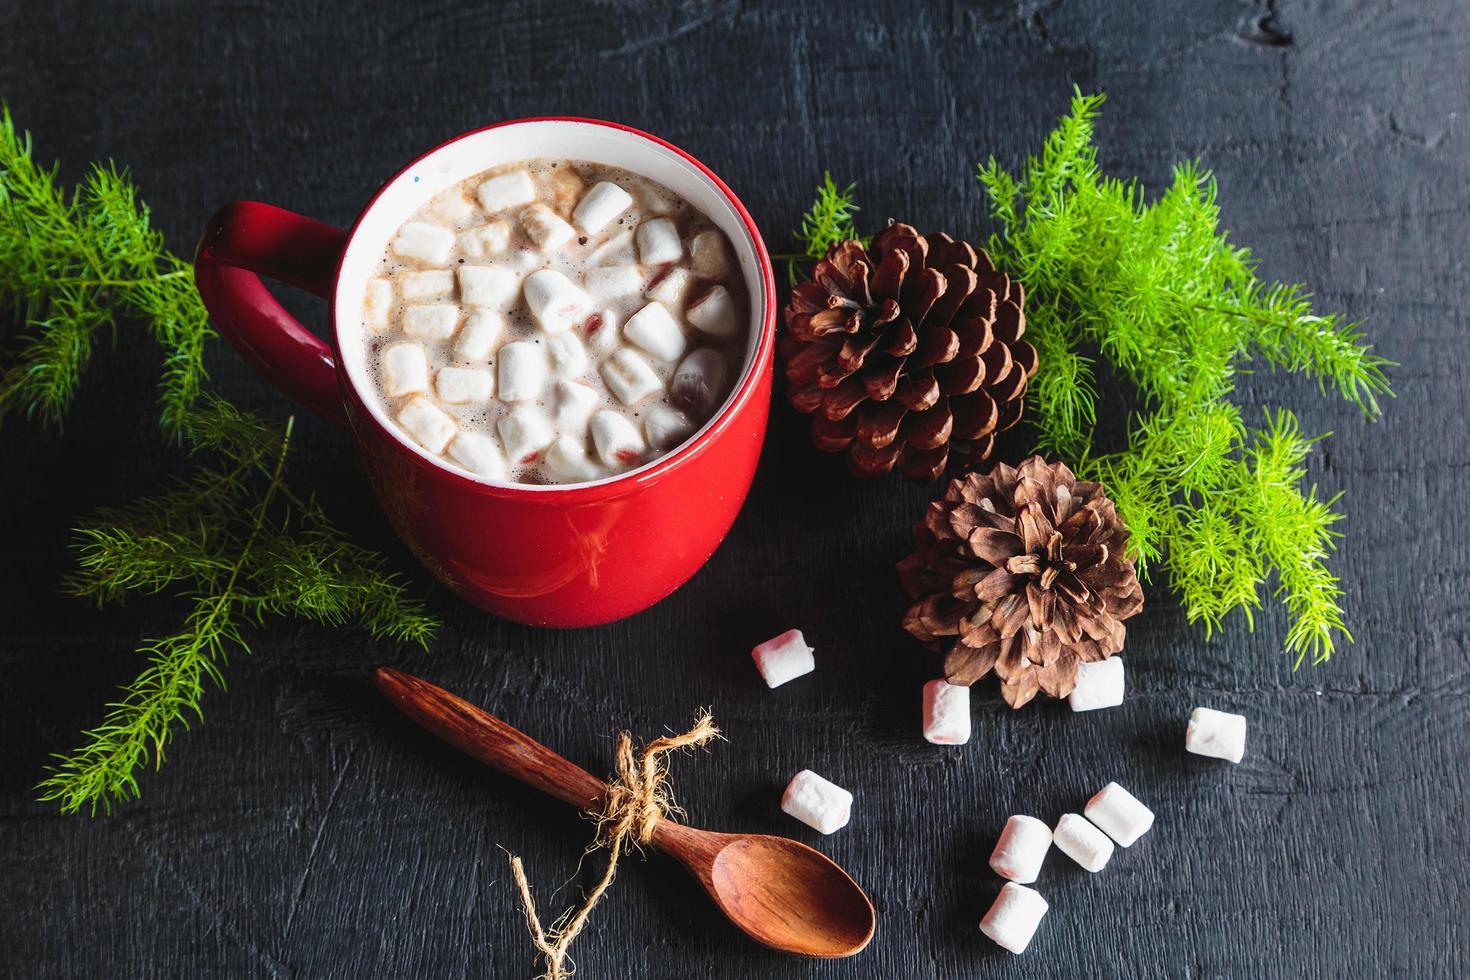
[1,0,1466,976]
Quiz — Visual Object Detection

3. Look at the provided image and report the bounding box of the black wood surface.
[2,2,1465,977]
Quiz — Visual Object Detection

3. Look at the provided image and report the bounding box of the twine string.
[509,712,720,980]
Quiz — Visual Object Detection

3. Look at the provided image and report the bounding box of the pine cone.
[898,457,1144,708]
[780,223,1036,480]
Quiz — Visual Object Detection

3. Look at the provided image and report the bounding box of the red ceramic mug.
[195,118,776,627]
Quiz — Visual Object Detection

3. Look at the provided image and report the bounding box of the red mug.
[195,118,776,627]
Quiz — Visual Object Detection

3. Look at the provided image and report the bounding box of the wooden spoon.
[374,667,875,958]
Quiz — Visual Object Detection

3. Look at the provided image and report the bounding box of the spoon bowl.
[373,667,875,958]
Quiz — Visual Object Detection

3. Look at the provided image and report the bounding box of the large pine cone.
[780,223,1036,480]
[898,457,1144,709]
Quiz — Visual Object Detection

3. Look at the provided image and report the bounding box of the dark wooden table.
[3,2,1465,976]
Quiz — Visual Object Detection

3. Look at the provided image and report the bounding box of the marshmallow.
[545,435,604,483]
[458,265,520,310]
[1186,707,1247,763]
[584,309,621,353]
[391,221,455,265]
[432,192,477,224]
[636,217,683,265]
[545,331,588,379]
[520,203,576,252]
[436,367,493,404]
[589,230,637,267]
[750,629,815,688]
[1053,813,1114,873]
[644,405,694,450]
[988,815,1052,884]
[363,278,394,333]
[590,409,647,468]
[397,396,457,453]
[980,883,1048,955]
[1084,782,1155,847]
[447,431,507,479]
[458,221,511,259]
[600,348,663,404]
[455,310,505,360]
[497,341,548,402]
[477,170,536,213]
[573,181,634,233]
[646,267,694,309]
[398,269,455,300]
[921,679,971,745]
[689,229,731,279]
[1069,657,1125,712]
[402,304,459,341]
[781,770,852,835]
[623,302,687,362]
[497,405,555,463]
[670,348,727,415]
[381,343,429,397]
[553,379,600,436]
[584,265,645,301]
[524,269,594,334]
[687,284,739,337]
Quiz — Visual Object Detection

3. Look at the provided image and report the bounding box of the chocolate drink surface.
[359,158,750,485]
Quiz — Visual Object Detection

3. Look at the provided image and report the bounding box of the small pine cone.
[780,223,1036,480]
[897,456,1144,709]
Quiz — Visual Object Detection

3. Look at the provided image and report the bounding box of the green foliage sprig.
[0,105,210,434]
[775,172,867,284]
[0,104,439,813]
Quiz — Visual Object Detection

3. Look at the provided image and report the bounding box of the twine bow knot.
[509,711,720,979]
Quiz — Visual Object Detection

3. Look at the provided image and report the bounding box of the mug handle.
[194,201,351,427]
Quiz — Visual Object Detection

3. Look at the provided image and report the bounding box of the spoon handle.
[374,667,607,812]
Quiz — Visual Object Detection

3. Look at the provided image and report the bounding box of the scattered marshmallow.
[497,404,555,463]
[670,348,727,415]
[381,343,428,397]
[1084,782,1155,848]
[447,431,507,479]
[590,410,646,468]
[402,304,459,342]
[436,366,493,404]
[750,629,815,688]
[623,301,687,362]
[980,882,1048,955]
[497,341,548,402]
[458,221,511,259]
[689,229,731,279]
[636,217,683,265]
[477,171,536,213]
[545,435,604,483]
[922,680,971,745]
[644,405,694,450]
[455,311,505,360]
[520,203,576,252]
[432,192,477,224]
[553,380,599,436]
[1053,813,1115,873]
[546,332,588,380]
[1186,707,1247,763]
[1069,657,1125,712]
[584,265,645,301]
[391,221,455,265]
[398,269,455,301]
[781,770,852,835]
[458,265,520,310]
[600,347,664,404]
[584,309,621,353]
[524,270,594,334]
[589,230,637,267]
[646,267,694,309]
[364,278,394,333]
[397,397,457,453]
[988,815,1052,884]
[687,284,739,337]
[573,181,634,233]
